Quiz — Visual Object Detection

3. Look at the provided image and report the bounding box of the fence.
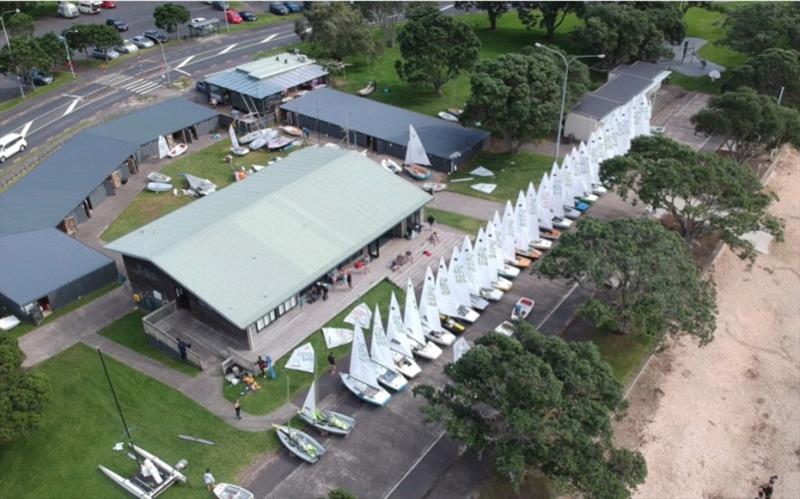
[142,301,206,370]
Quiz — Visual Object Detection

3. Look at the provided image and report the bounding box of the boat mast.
[97,348,143,467]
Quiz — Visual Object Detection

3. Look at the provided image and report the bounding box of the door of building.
[175,287,190,310]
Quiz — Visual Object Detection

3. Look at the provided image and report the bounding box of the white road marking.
[19,120,33,137]
[134,82,161,94]
[260,33,277,44]
[439,4,454,11]
[121,80,152,91]
[175,55,195,69]
[138,84,160,95]
[219,43,237,55]
[62,97,81,117]
[174,68,191,76]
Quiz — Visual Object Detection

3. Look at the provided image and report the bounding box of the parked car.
[57,2,80,18]
[211,1,226,11]
[0,133,27,163]
[77,0,100,14]
[116,39,138,54]
[284,2,303,12]
[191,17,207,24]
[91,47,120,60]
[131,35,154,48]
[106,18,128,32]
[268,2,289,15]
[143,30,168,43]
[100,0,117,7]
[28,69,53,86]
[225,9,242,24]
[239,10,257,21]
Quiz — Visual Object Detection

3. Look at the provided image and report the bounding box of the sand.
[615,146,800,499]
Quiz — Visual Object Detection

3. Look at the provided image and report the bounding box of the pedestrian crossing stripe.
[96,72,162,95]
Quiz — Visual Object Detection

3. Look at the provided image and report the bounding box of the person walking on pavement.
[234,399,241,420]
[328,352,336,373]
[203,468,215,493]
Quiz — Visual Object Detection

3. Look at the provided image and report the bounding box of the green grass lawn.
[425,207,487,234]
[224,279,404,415]
[448,150,553,203]
[591,332,654,386]
[0,72,76,113]
[684,6,747,69]
[0,344,276,499]
[101,139,292,242]
[665,73,721,95]
[7,281,121,341]
[98,311,200,377]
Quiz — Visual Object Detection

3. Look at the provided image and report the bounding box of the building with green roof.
[106,147,431,349]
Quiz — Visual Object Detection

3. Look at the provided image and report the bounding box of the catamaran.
[369,306,414,387]
[393,291,442,360]
[414,274,456,347]
[340,325,392,406]
[298,380,355,436]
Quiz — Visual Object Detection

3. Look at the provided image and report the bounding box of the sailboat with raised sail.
[419,267,456,346]
[276,376,326,463]
[514,190,543,260]
[369,306,413,387]
[340,325,392,406]
[526,182,552,251]
[488,217,520,279]
[501,201,532,269]
[444,251,482,323]
[386,302,424,373]
[403,124,432,180]
[396,290,442,360]
[480,226,512,292]
[462,235,501,303]
[298,380,355,436]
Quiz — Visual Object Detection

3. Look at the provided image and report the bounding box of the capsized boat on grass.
[274,424,326,464]
[298,380,355,436]
[340,325,392,406]
[98,444,187,499]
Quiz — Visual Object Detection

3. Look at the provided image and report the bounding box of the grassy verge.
[23,1,58,18]
[684,6,747,69]
[0,344,275,499]
[7,281,121,341]
[223,279,404,415]
[101,138,293,242]
[665,73,721,95]
[425,207,487,234]
[448,151,553,203]
[98,311,200,377]
[592,332,654,386]
[0,72,75,114]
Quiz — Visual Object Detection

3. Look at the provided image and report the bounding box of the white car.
[131,35,154,49]
[116,39,138,54]
[0,133,27,163]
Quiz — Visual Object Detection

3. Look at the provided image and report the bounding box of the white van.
[77,0,100,14]
[57,2,80,18]
[0,133,27,163]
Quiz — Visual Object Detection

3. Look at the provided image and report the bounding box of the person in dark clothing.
[256,356,267,377]
[328,352,336,373]
[234,399,241,420]
[177,338,191,361]
[322,286,328,301]
[346,272,353,290]
[426,214,435,229]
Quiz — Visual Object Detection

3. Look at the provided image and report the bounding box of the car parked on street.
[28,69,53,86]
[239,10,257,21]
[116,39,138,54]
[106,18,128,32]
[268,2,289,15]
[0,133,27,163]
[131,35,154,48]
[91,47,120,60]
[143,30,168,44]
[284,2,303,12]
[225,9,242,24]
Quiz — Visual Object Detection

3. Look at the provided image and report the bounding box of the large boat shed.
[107,147,432,350]
[200,52,328,115]
[280,88,490,173]
[0,99,219,323]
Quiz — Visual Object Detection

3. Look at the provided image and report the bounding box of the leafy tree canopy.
[395,4,480,95]
[36,32,68,67]
[153,3,190,34]
[455,1,509,30]
[414,323,646,497]
[517,2,583,40]
[602,135,784,261]
[89,24,123,52]
[64,23,94,57]
[537,218,717,343]
[327,488,357,499]
[691,87,800,165]
[724,48,800,110]
[354,2,406,47]
[0,333,51,444]
[722,2,799,55]
[5,12,34,39]
[0,37,53,79]
[302,2,380,61]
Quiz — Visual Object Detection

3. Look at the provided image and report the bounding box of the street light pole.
[535,43,604,160]
[222,1,230,32]
[1,9,24,99]
[154,37,172,87]
[61,33,76,80]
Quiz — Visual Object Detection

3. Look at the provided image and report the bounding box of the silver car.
[131,35,154,49]
[91,47,120,60]
[116,39,139,54]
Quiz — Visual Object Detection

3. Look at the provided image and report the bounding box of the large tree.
[538,218,717,343]
[89,24,123,53]
[0,37,53,88]
[722,2,797,55]
[724,48,800,110]
[5,12,34,39]
[36,32,69,67]
[153,3,190,36]
[64,23,94,58]
[455,1,509,30]
[355,2,406,47]
[302,3,379,61]
[517,2,583,40]
[414,323,647,497]
[572,3,684,67]
[461,51,562,151]
[602,136,784,260]
[0,333,51,444]
[395,4,480,95]
[691,88,800,165]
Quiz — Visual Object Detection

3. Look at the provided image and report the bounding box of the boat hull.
[480,287,503,301]
[404,164,431,180]
[214,483,255,499]
[453,305,480,324]
[492,277,513,292]
[147,182,172,192]
[425,329,456,346]
[592,185,607,195]
[231,146,250,156]
[553,217,573,229]
[340,373,391,406]
[298,410,355,436]
[371,361,408,391]
[531,239,552,251]
[146,172,171,183]
[390,351,422,378]
[274,425,326,464]
[410,338,443,360]
[540,229,561,241]
[507,256,532,269]
[494,320,516,337]
[470,294,491,310]
[498,264,520,278]
[512,297,535,321]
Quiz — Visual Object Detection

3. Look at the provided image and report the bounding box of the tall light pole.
[1,8,24,99]
[535,43,604,159]
[153,37,172,87]
[222,1,230,32]
[61,31,76,80]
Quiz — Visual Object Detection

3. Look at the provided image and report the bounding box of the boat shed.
[0,98,219,323]
[564,61,671,142]
[107,147,432,350]
[279,88,490,173]
[200,52,328,115]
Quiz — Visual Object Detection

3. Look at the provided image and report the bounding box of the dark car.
[29,69,53,86]
[106,18,128,32]
[268,2,289,15]
[143,30,168,43]
[239,10,257,21]
[211,1,226,11]
[284,2,303,12]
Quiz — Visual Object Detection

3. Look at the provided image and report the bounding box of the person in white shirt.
[203,468,215,493]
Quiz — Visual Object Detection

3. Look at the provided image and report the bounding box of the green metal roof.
[107,147,431,329]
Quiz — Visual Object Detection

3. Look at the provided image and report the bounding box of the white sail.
[474,228,494,288]
[386,299,414,358]
[370,306,395,369]
[300,380,317,419]
[350,324,379,387]
[538,174,553,230]
[449,247,473,308]
[514,191,530,251]
[485,222,503,280]
[501,201,517,261]
[435,257,458,316]
[157,136,169,159]
[526,182,541,240]
[419,266,443,333]
[550,166,566,218]
[228,124,240,149]
[403,279,427,346]
[460,236,481,294]
[453,337,471,363]
[577,143,593,195]
[405,124,431,166]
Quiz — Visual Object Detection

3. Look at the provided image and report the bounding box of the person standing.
[426,214,435,229]
[203,468,215,493]
[322,286,328,301]
[177,338,191,362]
[346,272,353,290]
[234,399,241,420]
[328,352,336,373]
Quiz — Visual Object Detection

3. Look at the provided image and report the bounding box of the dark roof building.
[280,88,489,172]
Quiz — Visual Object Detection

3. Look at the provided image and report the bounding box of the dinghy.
[531,238,552,251]
[274,424,326,464]
[494,320,516,338]
[184,173,217,196]
[438,111,459,122]
[99,445,187,499]
[268,136,294,151]
[238,129,269,144]
[553,216,574,229]
[422,182,447,193]
[404,164,431,180]
[417,271,456,347]
[381,158,402,174]
[369,306,412,389]
[298,380,355,436]
[439,313,466,334]
[447,107,464,117]
[147,172,171,183]
[147,182,172,193]
[340,325,392,406]
[281,125,304,137]
[436,257,481,324]
[386,306,425,377]
[540,228,561,240]
[229,125,250,156]
[167,143,188,158]
[404,124,432,180]
[511,297,535,321]
[397,289,443,360]
[214,483,254,499]
[357,81,375,96]
[508,255,532,269]
[249,135,268,150]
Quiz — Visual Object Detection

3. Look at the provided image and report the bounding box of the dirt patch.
[616,146,800,498]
